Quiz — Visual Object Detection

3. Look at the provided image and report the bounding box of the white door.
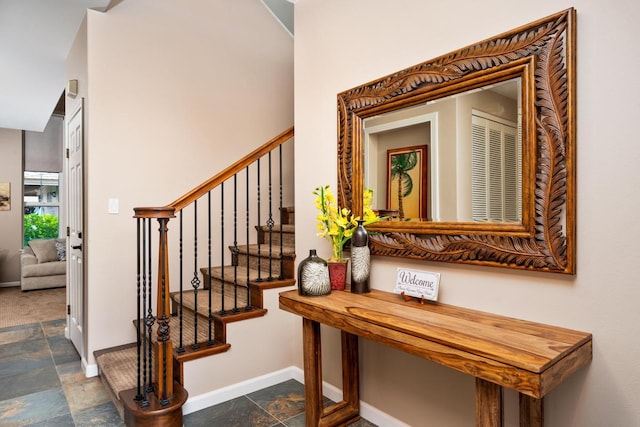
[66,100,84,357]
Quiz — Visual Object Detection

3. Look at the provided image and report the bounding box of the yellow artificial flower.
[313,185,381,261]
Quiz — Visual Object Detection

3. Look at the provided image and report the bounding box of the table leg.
[301,320,361,427]
[341,331,359,411]
[519,394,543,427]
[302,318,323,427]
[476,378,502,427]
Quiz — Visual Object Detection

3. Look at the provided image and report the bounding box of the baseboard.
[83,360,99,378]
[359,401,411,427]
[0,281,20,288]
[182,367,298,414]
[184,366,409,426]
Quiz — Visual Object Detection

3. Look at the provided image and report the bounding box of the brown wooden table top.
[279,289,592,398]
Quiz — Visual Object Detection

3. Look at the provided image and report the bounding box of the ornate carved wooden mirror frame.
[338,8,576,274]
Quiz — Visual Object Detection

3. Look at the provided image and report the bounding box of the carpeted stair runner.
[95,345,139,419]
[95,312,214,418]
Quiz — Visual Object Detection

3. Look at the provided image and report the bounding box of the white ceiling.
[0,0,112,132]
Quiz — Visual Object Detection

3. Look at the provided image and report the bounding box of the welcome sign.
[394,268,440,302]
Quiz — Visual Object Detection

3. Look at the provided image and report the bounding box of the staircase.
[94,128,296,425]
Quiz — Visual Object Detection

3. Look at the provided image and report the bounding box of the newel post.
[155,214,173,401]
[134,206,176,402]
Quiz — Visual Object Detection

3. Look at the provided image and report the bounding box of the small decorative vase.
[350,220,370,294]
[327,260,349,291]
[297,249,331,296]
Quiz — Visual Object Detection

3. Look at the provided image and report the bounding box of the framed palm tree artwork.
[386,145,428,220]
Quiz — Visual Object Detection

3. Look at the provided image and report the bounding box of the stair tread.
[96,345,139,404]
[133,314,214,347]
[256,224,295,233]
[172,285,252,313]
[173,276,293,315]
[233,243,295,257]
[200,265,289,285]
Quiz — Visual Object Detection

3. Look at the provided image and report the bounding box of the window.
[471,111,521,222]
[23,171,60,245]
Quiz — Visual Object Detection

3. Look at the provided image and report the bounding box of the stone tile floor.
[0,319,376,426]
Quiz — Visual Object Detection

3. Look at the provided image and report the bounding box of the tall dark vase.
[297,249,331,296]
[350,220,370,294]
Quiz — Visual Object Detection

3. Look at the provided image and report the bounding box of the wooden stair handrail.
[133,206,176,219]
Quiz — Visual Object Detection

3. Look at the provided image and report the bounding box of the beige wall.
[65,14,89,361]
[65,15,88,133]
[68,0,294,389]
[295,1,640,426]
[0,128,23,283]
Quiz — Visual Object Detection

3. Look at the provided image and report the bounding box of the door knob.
[71,244,82,250]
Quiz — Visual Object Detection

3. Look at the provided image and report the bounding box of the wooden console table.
[279,289,592,427]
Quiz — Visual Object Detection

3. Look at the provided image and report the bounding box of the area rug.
[0,286,66,328]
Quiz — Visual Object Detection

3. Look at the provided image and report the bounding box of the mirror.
[364,77,522,223]
[337,8,576,274]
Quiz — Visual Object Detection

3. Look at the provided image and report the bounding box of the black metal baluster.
[207,191,214,345]
[177,210,184,353]
[140,218,150,407]
[278,144,284,279]
[145,219,154,398]
[135,219,142,402]
[245,166,251,311]
[220,183,226,315]
[256,158,262,283]
[191,201,200,350]
[245,166,251,310]
[232,174,239,313]
[267,151,275,280]
[161,339,169,406]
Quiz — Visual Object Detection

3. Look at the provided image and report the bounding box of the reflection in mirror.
[364,78,522,223]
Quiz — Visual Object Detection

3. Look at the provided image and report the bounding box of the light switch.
[108,198,119,214]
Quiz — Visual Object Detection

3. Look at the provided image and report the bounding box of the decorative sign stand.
[394,268,440,304]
